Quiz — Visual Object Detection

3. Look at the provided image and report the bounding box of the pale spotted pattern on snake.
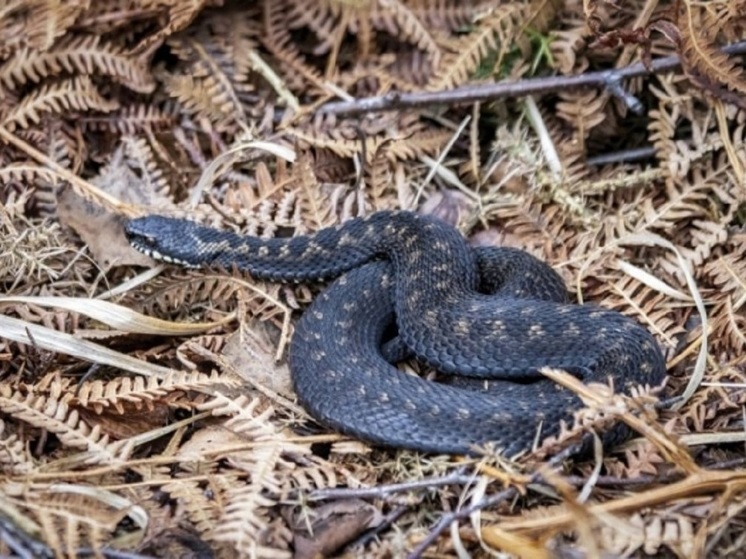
[125,210,666,455]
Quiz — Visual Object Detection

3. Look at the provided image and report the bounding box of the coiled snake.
[126,210,666,455]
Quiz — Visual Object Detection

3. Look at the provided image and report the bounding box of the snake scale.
[126,210,666,455]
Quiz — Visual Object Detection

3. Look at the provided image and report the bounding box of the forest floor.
[1,1,746,557]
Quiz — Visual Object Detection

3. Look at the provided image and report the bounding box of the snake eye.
[124,222,159,253]
[138,234,158,249]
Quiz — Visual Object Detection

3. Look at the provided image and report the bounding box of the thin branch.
[406,443,583,559]
[586,146,657,166]
[407,487,518,559]
[318,41,746,116]
[309,467,473,501]
[0,514,53,559]
[348,505,410,551]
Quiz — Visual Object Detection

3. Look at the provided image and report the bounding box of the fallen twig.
[406,443,583,559]
[309,467,473,501]
[318,41,746,116]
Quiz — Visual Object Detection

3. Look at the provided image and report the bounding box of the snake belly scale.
[126,210,666,455]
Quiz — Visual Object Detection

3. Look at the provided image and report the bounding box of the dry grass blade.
[619,233,708,408]
[0,315,172,378]
[490,469,746,535]
[0,295,234,335]
[540,368,696,474]
[33,484,148,531]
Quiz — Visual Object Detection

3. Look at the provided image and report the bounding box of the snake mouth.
[128,240,196,268]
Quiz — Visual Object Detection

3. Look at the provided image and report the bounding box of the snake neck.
[129,210,480,290]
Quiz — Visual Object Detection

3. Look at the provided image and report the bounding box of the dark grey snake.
[125,210,666,455]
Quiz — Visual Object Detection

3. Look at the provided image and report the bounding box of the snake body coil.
[126,211,666,455]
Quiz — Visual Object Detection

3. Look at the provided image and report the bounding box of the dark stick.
[406,443,583,559]
[347,505,411,550]
[586,146,657,166]
[318,41,746,116]
[309,468,473,501]
[0,514,53,559]
[406,486,518,559]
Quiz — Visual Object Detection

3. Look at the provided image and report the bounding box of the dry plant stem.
[348,505,410,551]
[309,467,473,501]
[309,454,746,550]
[0,514,51,559]
[407,486,518,559]
[76,549,154,559]
[585,146,657,166]
[562,455,746,489]
[494,469,746,534]
[616,0,661,68]
[319,41,746,116]
[0,499,140,559]
[0,127,130,214]
[406,444,583,559]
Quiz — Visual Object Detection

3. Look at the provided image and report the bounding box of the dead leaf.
[56,145,174,270]
[178,425,248,462]
[222,320,293,398]
[288,499,382,559]
[78,406,170,440]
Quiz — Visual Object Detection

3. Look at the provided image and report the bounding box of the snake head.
[125,215,201,267]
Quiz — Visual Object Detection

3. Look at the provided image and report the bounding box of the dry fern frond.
[294,151,339,230]
[591,274,685,349]
[119,136,172,199]
[129,0,217,55]
[0,164,57,186]
[0,385,129,464]
[2,76,119,131]
[261,0,325,93]
[72,370,229,414]
[407,0,494,30]
[704,247,746,354]
[161,476,236,538]
[483,197,571,256]
[597,511,696,556]
[162,10,264,133]
[0,35,155,96]
[366,139,399,211]
[675,1,746,101]
[195,394,295,555]
[209,443,287,557]
[428,2,528,90]
[0,0,87,54]
[647,86,685,184]
[281,454,363,494]
[284,0,369,75]
[635,179,718,236]
[162,71,243,132]
[555,89,610,138]
[370,0,442,68]
[131,273,290,329]
[387,124,455,161]
[10,484,144,557]
[549,26,589,75]
[200,393,278,440]
[656,214,733,285]
[289,124,378,160]
[80,103,177,134]
[0,419,35,474]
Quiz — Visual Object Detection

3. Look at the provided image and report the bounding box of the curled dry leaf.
[288,499,382,559]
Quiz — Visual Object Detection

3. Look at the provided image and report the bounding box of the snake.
[125,210,666,455]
